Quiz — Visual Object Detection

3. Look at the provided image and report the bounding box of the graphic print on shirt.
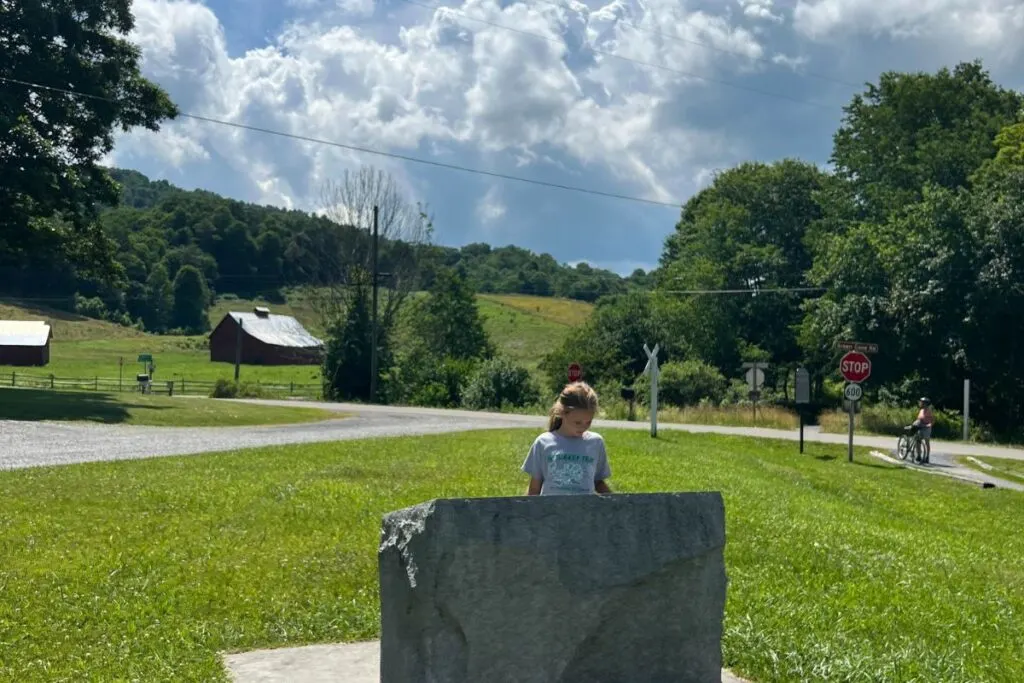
[546,451,593,492]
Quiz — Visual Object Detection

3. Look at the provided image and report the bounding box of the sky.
[105,0,1024,276]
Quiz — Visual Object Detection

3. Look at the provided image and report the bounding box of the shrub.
[462,357,541,411]
[634,360,728,407]
[210,379,268,399]
[406,357,478,408]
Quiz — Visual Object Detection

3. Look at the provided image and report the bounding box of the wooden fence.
[4,372,321,399]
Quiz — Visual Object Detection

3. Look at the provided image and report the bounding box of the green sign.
[138,353,153,363]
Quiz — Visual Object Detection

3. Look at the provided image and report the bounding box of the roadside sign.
[138,353,153,363]
[840,351,871,383]
[838,341,878,354]
[568,362,582,383]
[795,368,810,404]
[843,383,863,402]
[745,367,765,389]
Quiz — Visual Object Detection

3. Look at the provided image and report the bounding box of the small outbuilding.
[0,321,53,366]
[209,307,324,365]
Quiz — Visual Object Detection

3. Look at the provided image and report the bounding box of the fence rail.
[4,372,321,399]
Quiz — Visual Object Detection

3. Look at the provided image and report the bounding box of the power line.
[519,0,864,89]
[660,286,827,295]
[0,76,682,209]
[399,0,835,110]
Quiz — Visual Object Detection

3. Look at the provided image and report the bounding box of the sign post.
[643,344,660,438]
[568,362,582,384]
[795,367,810,453]
[963,379,970,441]
[742,361,768,424]
[840,350,872,462]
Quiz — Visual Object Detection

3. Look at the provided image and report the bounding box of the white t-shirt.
[521,431,611,495]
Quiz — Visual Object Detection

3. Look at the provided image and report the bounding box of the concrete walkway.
[221,640,753,683]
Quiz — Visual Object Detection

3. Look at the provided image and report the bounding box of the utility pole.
[234,317,243,382]
[370,205,380,403]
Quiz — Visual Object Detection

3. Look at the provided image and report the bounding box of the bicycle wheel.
[896,435,910,460]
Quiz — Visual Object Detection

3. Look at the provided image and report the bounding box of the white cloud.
[739,0,784,23]
[476,185,507,224]
[794,0,1024,56]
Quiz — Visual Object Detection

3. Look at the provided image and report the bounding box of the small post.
[643,343,660,438]
[119,356,123,392]
[11,372,15,387]
[50,374,54,389]
[168,381,174,397]
[234,317,243,382]
[95,376,98,391]
[799,410,805,454]
[963,379,970,441]
[847,399,855,463]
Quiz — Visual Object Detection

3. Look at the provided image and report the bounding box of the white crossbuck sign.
[643,343,660,437]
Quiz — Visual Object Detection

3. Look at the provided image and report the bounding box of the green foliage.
[409,268,493,361]
[539,291,667,393]
[462,357,541,411]
[818,404,964,440]
[634,360,728,407]
[171,266,211,334]
[0,0,178,287]
[321,283,386,402]
[209,379,269,400]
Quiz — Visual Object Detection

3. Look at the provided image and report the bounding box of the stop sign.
[840,351,871,383]
[568,362,582,383]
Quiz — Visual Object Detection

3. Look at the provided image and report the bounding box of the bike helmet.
[919,397,931,406]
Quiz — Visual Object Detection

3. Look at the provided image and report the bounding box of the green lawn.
[961,456,1024,485]
[0,388,340,426]
[0,430,1019,682]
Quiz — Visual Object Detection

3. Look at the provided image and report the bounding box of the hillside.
[1,293,592,385]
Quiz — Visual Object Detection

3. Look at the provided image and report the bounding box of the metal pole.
[963,379,970,441]
[370,205,380,403]
[800,411,805,454]
[234,318,243,382]
[848,400,855,463]
[650,362,658,438]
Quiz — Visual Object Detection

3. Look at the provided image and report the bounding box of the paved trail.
[2,399,1022,490]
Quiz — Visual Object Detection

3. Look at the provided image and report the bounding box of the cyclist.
[913,397,934,463]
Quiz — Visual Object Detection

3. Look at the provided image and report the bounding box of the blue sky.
[107,0,1024,275]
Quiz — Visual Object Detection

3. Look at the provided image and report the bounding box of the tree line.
[541,61,1024,440]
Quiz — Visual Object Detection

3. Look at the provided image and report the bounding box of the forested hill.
[104,168,650,301]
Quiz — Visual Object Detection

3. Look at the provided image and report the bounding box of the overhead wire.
[0,76,682,209]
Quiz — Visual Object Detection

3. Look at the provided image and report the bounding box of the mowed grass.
[963,456,1024,485]
[0,388,340,426]
[0,431,1020,682]
[476,295,591,376]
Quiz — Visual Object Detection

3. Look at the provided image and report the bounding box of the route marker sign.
[568,362,582,383]
[840,351,871,383]
[843,383,863,402]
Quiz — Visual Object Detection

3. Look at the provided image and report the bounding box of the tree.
[143,264,174,332]
[0,0,179,283]
[412,267,493,361]
[322,281,390,402]
[828,60,1022,223]
[171,266,210,333]
[462,358,541,411]
[658,159,827,370]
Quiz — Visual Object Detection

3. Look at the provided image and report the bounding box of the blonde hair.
[548,382,599,431]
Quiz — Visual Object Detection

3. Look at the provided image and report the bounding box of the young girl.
[522,382,612,496]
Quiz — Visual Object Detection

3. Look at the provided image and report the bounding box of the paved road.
[2,399,1023,489]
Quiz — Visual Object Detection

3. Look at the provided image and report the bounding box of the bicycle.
[896,424,930,464]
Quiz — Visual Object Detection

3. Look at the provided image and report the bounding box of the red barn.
[209,307,323,365]
[0,321,53,366]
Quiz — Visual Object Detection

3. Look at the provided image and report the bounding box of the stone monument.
[378,492,728,682]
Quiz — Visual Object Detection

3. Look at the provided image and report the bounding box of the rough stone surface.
[378,492,728,683]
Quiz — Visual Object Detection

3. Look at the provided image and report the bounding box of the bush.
[634,360,728,407]
[74,294,110,320]
[462,358,541,411]
[406,356,478,408]
[818,403,963,440]
[210,379,268,399]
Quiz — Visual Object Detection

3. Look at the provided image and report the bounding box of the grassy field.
[0,430,1019,682]
[961,456,1024,485]
[601,402,800,430]
[0,293,590,388]
[0,388,340,426]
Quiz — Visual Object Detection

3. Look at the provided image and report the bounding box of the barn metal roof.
[0,321,52,347]
[226,312,324,348]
